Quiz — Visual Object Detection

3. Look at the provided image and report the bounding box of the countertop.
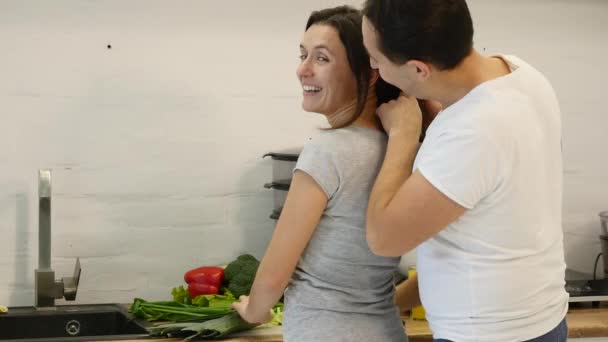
[566,302,608,338]
[104,302,608,342]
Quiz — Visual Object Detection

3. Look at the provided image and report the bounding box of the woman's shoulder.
[312,125,385,144]
[300,126,386,164]
[299,130,337,162]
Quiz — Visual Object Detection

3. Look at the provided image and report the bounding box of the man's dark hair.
[362,0,474,70]
[306,6,400,128]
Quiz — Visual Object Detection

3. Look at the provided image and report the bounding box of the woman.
[233,6,407,342]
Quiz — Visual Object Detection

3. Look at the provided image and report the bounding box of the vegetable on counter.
[184,266,224,297]
[185,266,224,285]
[130,254,278,340]
[146,304,285,340]
[188,282,218,297]
[172,285,238,307]
[171,285,192,305]
[223,254,260,298]
[261,304,284,328]
[147,312,256,340]
[130,298,233,322]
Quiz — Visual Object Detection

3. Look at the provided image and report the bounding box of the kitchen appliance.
[565,211,608,303]
[601,235,608,276]
[263,150,300,220]
[600,211,608,235]
[600,211,608,276]
[566,278,608,303]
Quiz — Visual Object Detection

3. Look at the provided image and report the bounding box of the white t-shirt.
[413,55,569,341]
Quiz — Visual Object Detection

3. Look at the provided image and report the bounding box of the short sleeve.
[294,138,340,200]
[415,129,502,209]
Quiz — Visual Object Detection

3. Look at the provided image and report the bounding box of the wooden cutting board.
[210,326,283,341]
[105,327,283,342]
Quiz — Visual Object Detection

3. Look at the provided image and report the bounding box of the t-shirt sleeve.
[293,138,340,200]
[415,129,502,209]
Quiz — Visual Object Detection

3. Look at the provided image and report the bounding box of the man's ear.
[407,60,432,81]
[369,69,379,87]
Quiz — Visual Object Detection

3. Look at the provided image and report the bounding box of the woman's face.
[296,24,358,115]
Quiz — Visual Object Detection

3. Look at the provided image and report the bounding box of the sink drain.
[65,320,81,336]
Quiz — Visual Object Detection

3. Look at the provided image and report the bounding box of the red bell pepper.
[187,282,219,297]
[184,266,224,287]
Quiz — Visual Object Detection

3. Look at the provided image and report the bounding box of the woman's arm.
[232,170,327,323]
[394,272,421,313]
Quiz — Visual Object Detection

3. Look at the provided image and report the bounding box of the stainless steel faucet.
[34,169,81,308]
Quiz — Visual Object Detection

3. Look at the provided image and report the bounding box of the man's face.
[362,17,420,97]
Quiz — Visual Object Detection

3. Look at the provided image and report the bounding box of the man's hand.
[231,295,271,324]
[377,94,422,139]
[394,272,421,313]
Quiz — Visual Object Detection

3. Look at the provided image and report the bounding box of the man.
[361,1,569,341]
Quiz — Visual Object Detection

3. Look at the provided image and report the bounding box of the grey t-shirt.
[283,125,405,342]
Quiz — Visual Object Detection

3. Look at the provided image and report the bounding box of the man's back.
[413,55,568,341]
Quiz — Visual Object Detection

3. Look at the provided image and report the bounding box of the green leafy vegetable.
[192,293,237,307]
[172,285,192,304]
[172,285,237,307]
[130,298,233,322]
[259,303,284,328]
[147,312,257,340]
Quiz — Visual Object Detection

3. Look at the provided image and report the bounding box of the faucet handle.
[62,257,81,301]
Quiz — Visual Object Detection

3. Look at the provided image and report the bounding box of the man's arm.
[394,272,421,313]
[367,96,466,257]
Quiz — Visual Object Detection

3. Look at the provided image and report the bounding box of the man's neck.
[432,50,512,108]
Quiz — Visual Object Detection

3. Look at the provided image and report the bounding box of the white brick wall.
[1,0,607,306]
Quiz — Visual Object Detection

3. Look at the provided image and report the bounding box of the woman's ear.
[369,69,379,87]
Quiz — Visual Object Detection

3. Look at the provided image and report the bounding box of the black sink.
[0,303,153,341]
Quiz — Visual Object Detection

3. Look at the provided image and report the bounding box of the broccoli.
[234,254,259,263]
[223,254,260,298]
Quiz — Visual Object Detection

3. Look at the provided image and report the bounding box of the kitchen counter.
[102,303,608,342]
[567,302,608,338]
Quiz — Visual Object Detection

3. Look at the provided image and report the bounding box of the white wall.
[1,0,606,307]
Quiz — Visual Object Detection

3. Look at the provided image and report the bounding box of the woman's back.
[283,125,406,342]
